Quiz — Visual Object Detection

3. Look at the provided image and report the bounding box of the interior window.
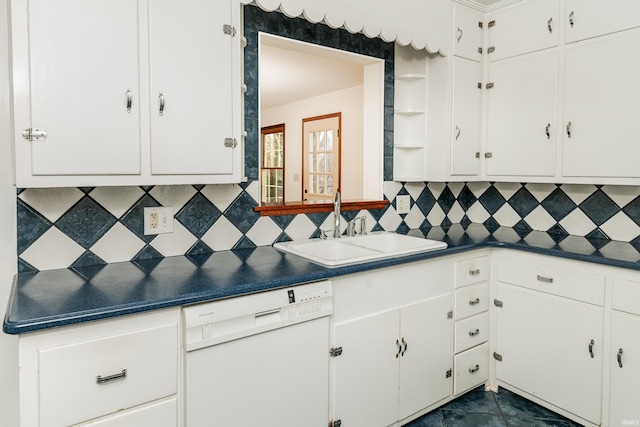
[261,124,285,203]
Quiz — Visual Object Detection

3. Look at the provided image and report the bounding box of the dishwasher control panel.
[183,280,333,351]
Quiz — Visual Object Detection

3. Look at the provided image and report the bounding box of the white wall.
[262,85,364,202]
[0,0,19,425]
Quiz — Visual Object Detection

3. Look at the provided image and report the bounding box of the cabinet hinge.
[447,311,453,319]
[478,47,483,54]
[478,21,483,29]
[493,299,503,308]
[487,46,496,54]
[446,369,452,378]
[477,82,482,89]
[22,128,47,142]
[329,419,342,427]
[488,20,496,28]
[485,152,493,159]
[486,82,495,89]
[330,347,343,357]
[224,138,238,148]
[493,352,503,362]
[475,152,480,158]
[223,24,236,37]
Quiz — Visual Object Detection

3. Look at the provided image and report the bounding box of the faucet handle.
[319,229,331,240]
[359,217,367,235]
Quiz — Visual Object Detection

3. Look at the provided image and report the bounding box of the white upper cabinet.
[486,51,558,177]
[487,0,560,62]
[454,6,483,61]
[565,0,640,44]
[148,0,237,176]
[10,0,241,187]
[12,0,142,177]
[451,58,482,176]
[562,31,640,178]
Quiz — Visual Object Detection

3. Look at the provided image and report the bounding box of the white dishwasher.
[183,280,333,427]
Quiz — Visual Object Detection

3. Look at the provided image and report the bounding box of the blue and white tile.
[524,206,557,232]
[558,208,596,237]
[447,202,466,224]
[492,204,521,227]
[558,236,598,255]
[150,222,198,257]
[379,206,403,232]
[427,182,447,200]
[524,183,557,203]
[383,180,403,201]
[89,222,146,263]
[447,182,466,198]
[90,186,145,219]
[465,202,490,224]
[149,185,197,211]
[283,214,317,240]
[319,214,347,236]
[494,182,522,201]
[600,212,640,242]
[523,231,557,249]
[467,182,491,199]
[404,182,427,200]
[405,204,427,229]
[201,216,243,251]
[601,184,640,209]
[560,184,598,206]
[426,204,446,226]
[245,181,261,204]
[201,184,243,212]
[19,187,84,222]
[20,228,85,271]
[599,241,640,262]
[245,217,282,246]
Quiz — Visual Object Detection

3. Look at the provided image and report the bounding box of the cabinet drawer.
[455,283,489,320]
[455,256,489,288]
[78,397,177,426]
[455,312,489,353]
[454,342,489,395]
[612,278,640,316]
[39,324,178,427]
[497,256,605,305]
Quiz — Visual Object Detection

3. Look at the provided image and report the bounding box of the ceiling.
[259,34,381,110]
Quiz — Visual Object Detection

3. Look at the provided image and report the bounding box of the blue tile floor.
[404,386,584,427]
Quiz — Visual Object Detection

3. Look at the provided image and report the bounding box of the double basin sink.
[273,232,447,267]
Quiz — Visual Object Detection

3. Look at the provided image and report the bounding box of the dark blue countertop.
[5,224,640,335]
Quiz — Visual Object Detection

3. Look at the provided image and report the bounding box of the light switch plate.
[396,195,410,214]
[144,206,174,235]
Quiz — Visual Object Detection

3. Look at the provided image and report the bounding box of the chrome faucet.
[333,191,341,238]
[347,216,367,237]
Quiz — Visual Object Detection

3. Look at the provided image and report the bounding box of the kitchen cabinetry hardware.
[96,369,127,385]
[158,92,165,116]
[488,20,496,28]
[487,46,496,54]
[547,17,553,33]
[486,82,494,89]
[469,329,480,337]
[617,348,624,368]
[446,369,452,378]
[469,298,480,306]
[224,138,238,148]
[478,21,483,29]
[569,11,575,28]
[485,152,493,158]
[475,152,480,158]
[589,339,595,358]
[21,128,47,142]
[222,24,236,37]
[566,121,572,138]
[455,126,461,140]
[457,28,463,43]
[126,89,132,113]
[493,352,503,362]
[477,82,482,89]
[536,275,553,284]
[401,338,408,356]
[396,339,402,358]
[469,269,481,276]
[469,364,480,373]
[546,123,551,139]
[329,419,342,427]
[330,347,343,357]
[494,299,503,308]
[448,311,454,319]
[478,47,483,54]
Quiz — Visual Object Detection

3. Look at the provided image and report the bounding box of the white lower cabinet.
[454,342,489,395]
[18,309,180,427]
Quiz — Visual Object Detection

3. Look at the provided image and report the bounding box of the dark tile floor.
[403,386,584,427]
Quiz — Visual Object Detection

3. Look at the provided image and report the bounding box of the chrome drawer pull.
[618,348,624,368]
[468,269,480,276]
[96,369,127,384]
[395,339,402,359]
[401,338,408,357]
[469,298,480,306]
[469,364,480,374]
[469,329,480,337]
[125,89,132,113]
[536,275,553,284]
[159,92,165,116]
[589,339,595,358]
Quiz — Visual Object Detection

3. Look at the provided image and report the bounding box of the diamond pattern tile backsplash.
[16,181,640,272]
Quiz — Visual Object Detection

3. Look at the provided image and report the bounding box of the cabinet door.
[486,52,557,177]
[610,312,640,427]
[454,6,482,62]
[333,309,400,427]
[149,0,238,176]
[562,31,640,178]
[14,0,141,176]
[565,0,640,44]
[495,283,604,425]
[398,294,452,419]
[451,58,482,176]
[487,0,559,62]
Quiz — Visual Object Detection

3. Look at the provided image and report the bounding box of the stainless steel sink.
[273,232,447,267]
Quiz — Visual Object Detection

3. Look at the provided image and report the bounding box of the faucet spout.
[333,191,341,238]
